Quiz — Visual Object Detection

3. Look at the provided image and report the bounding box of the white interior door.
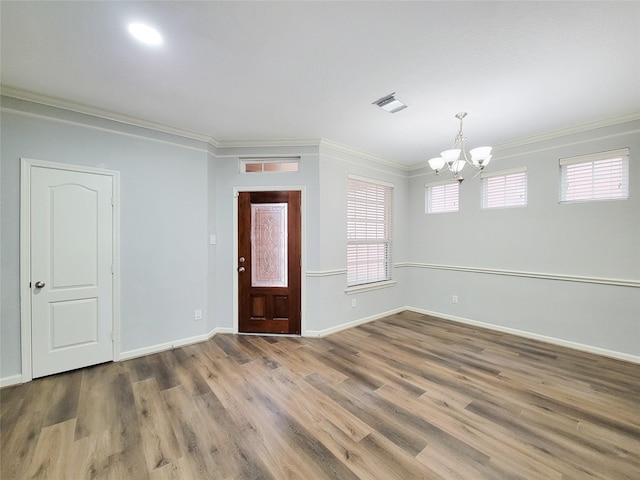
[30,165,114,378]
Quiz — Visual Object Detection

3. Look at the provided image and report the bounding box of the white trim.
[559,147,630,166]
[489,130,638,164]
[19,160,32,382]
[305,307,406,338]
[20,158,121,382]
[119,327,233,361]
[2,106,210,154]
[405,307,640,365]
[232,186,307,336]
[306,269,347,277]
[480,165,527,178]
[219,138,321,149]
[240,156,301,161]
[4,87,637,174]
[307,264,405,277]
[240,157,301,174]
[348,173,395,188]
[216,147,318,159]
[2,85,216,146]
[401,262,639,288]
[321,138,409,172]
[1,88,404,171]
[0,375,23,388]
[345,280,397,295]
[320,151,408,179]
[492,113,640,153]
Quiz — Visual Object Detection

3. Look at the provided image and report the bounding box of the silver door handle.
[34,281,45,289]
[238,266,246,273]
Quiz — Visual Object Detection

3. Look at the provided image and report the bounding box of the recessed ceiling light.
[372,92,408,113]
[128,22,163,46]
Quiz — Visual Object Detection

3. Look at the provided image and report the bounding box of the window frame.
[559,148,629,203]
[481,166,528,210]
[425,180,460,214]
[240,157,300,173]
[346,175,394,288]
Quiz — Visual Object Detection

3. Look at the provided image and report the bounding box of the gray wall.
[2,95,638,381]
[309,144,409,333]
[405,119,640,356]
[1,97,210,377]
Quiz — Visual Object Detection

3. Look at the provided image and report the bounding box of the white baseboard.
[119,327,233,361]
[211,327,234,336]
[305,307,407,338]
[405,306,640,365]
[6,308,636,386]
[0,374,23,388]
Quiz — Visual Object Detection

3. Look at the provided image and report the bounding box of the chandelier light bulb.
[470,146,492,161]
[428,157,445,172]
[441,149,461,165]
[451,160,466,175]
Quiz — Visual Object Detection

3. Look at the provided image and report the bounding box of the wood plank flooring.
[1,311,639,479]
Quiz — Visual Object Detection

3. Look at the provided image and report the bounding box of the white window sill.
[345,280,396,295]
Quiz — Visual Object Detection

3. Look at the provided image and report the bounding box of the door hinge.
[111,196,115,206]
[111,265,114,274]
[111,331,114,342]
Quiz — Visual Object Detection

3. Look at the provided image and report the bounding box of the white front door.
[29,164,114,378]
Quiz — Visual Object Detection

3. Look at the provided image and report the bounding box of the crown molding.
[0,87,406,170]
[217,138,322,149]
[1,85,219,147]
[406,111,640,172]
[5,85,636,174]
[492,112,640,152]
[319,138,410,172]
[217,137,410,172]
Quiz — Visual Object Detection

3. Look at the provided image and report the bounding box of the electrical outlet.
[351,298,357,308]
[194,309,202,321]
[452,295,458,304]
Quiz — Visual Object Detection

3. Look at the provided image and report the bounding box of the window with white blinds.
[347,176,393,286]
[482,167,527,209]
[560,149,629,203]
[425,181,459,213]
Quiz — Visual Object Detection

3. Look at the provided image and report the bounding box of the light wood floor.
[1,311,639,479]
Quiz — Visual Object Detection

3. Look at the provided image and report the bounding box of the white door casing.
[20,159,120,380]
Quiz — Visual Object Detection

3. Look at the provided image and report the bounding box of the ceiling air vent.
[372,92,408,113]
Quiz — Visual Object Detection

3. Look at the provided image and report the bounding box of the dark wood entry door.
[238,191,301,334]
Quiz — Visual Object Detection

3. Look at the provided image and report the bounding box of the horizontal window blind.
[482,167,527,209]
[560,149,629,202]
[426,181,459,213]
[347,177,393,286]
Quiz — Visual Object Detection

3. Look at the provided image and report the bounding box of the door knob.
[239,257,245,263]
[238,266,246,273]
[34,281,45,289]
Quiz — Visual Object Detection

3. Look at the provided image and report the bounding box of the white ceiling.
[2,1,639,166]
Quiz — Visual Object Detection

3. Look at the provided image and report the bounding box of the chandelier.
[427,112,492,182]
